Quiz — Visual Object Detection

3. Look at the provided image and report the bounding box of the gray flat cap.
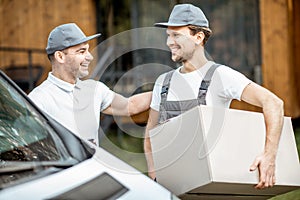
[46,23,101,55]
[155,4,209,28]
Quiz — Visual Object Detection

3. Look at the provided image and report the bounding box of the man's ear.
[54,51,65,63]
[196,31,205,45]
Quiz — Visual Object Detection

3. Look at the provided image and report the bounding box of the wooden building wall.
[231,0,300,118]
[0,0,97,85]
[293,0,300,117]
[259,0,300,118]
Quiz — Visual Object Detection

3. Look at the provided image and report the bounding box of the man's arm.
[241,82,284,189]
[144,108,160,180]
[102,91,152,116]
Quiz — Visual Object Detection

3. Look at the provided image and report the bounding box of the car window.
[0,75,68,162]
[0,72,93,189]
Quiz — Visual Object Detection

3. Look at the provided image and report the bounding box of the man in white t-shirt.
[144,4,284,189]
[29,23,152,146]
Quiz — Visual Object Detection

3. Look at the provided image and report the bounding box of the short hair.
[187,25,212,45]
[47,53,54,62]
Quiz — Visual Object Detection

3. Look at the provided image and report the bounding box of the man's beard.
[173,55,185,63]
[172,52,186,63]
[173,52,193,63]
[172,47,195,64]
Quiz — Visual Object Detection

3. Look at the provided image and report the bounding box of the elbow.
[127,92,152,116]
[261,92,284,116]
[266,94,284,116]
[121,97,135,117]
[127,98,135,116]
[275,97,284,115]
[127,97,146,116]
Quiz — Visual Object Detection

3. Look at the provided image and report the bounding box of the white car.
[0,70,179,200]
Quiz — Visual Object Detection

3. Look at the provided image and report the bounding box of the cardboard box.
[150,106,300,199]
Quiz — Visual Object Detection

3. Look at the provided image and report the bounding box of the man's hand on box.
[249,153,276,189]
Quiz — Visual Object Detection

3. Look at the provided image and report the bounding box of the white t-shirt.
[151,61,252,111]
[28,73,115,145]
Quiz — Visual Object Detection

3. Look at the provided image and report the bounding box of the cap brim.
[72,33,101,46]
[154,22,188,28]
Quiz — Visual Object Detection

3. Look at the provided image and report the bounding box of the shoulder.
[91,80,115,99]
[155,69,176,83]
[77,79,111,91]
[214,64,250,79]
[95,80,110,89]
[212,64,252,93]
[28,80,52,98]
[28,81,53,110]
[94,80,113,94]
[211,64,252,88]
[81,79,109,88]
[215,64,236,73]
[77,79,97,88]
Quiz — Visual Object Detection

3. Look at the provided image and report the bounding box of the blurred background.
[0,1,300,198]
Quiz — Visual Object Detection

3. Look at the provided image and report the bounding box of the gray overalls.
[158,64,220,124]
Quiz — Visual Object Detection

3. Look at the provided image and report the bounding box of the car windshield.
[0,75,70,162]
[0,72,75,188]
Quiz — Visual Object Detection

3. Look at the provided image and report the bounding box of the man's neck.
[180,59,208,73]
[52,70,76,85]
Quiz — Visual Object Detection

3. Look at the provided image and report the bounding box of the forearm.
[252,94,283,188]
[262,95,284,158]
[103,91,152,116]
[144,132,155,176]
[144,109,159,179]
[128,91,152,116]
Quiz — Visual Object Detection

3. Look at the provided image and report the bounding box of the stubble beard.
[172,51,194,64]
[78,68,89,79]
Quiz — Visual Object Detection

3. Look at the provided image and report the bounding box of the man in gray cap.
[144,4,283,189]
[29,23,152,146]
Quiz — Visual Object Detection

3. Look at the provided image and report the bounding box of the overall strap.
[159,70,175,123]
[198,64,220,105]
